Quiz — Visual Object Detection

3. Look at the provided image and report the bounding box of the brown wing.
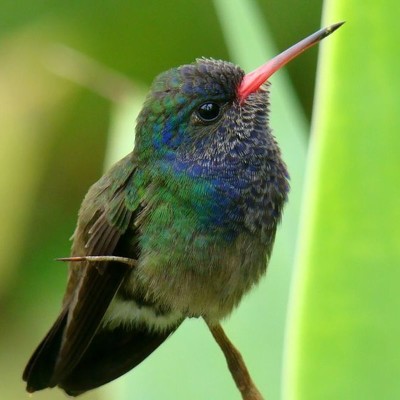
[24,154,138,391]
[23,307,69,391]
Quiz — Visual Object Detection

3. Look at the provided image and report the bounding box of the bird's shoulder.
[73,153,140,246]
[64,153,140,302]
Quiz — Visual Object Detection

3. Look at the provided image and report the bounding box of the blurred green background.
[1,0,399,399]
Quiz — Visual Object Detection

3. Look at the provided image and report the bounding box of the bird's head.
[135,58,267,164]
[134,23,344,171]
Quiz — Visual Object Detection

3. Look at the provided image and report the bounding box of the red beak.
[237,22,344,103]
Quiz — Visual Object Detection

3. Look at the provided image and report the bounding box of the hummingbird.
[23,23,343,396]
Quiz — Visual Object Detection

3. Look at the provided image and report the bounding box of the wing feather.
[24,154,139,391]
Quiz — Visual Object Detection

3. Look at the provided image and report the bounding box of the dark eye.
[196,102,221,123]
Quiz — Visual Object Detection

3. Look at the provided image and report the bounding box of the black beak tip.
[329,21,346,33]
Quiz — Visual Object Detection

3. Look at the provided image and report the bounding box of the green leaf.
[283,2,400,399]
[103,94,145,169]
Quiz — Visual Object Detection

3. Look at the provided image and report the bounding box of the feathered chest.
[139,134,289,244]
[126,144,289,320]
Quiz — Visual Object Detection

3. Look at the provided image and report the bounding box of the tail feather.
[23,310,181,396]
[59,322,181,396]
[23,308,69,392]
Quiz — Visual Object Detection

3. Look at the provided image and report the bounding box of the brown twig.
[56,255,137,268]
[206,320,264,400]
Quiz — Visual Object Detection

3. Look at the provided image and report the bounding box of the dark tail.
[23,308,69,392]
[23,312,180,396]
[58,323,179,396]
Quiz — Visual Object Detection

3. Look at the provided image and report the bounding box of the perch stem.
[206,321,264,400]
[56,255,137,268]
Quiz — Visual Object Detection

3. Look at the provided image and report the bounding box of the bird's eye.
[196,102,221,123]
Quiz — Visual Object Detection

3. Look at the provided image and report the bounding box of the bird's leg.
[205,320,264,400]
[56,256,137,268]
